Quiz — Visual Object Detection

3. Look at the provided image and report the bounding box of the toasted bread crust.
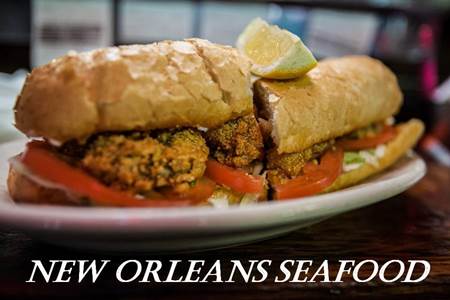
[14,39,253,143]
[325,119,424,192]
[255,56,403,154]
[7,166,80,205]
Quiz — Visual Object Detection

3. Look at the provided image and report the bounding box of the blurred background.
[0,0,450,166]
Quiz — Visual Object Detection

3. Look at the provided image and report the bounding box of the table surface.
[0,160,449,300]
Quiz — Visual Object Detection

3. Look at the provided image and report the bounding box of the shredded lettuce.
[344,152,365,165]
[359,150,379,167]
[240,194,259,206]
[342,145,387,173]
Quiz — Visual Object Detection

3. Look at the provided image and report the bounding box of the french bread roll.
[255,56,403,154]
[14,39,253,143]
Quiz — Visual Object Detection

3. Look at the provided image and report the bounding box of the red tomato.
[20,141,214,207]
[274,147,343,200]
[336,126,397,151]
[159,178,216,201]
[204,159,264,194]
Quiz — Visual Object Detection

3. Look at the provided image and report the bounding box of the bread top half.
[255,56,403,154]
[14,38,253,144]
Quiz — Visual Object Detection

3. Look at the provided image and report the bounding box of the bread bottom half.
[325,118,424,193]
[7,166,266,206]
[7,166,80,205]
[7,119,424,205]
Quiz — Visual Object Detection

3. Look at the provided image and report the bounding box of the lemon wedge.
[236,18,317,79]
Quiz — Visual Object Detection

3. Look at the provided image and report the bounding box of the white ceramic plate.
[0,139,426,253]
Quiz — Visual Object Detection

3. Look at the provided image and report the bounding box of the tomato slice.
[20,141,213,207]
[205,159,264,194]
[274,147,343,200]
[336,126,397,151]
[159,178,216,202]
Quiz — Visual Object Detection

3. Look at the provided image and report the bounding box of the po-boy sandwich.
[8,39,267,207]
[254,55,424,199]
[7,37,424,206]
